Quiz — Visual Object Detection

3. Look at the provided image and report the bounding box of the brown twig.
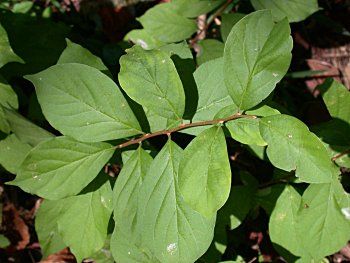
[116,113,256,149]
[332,149,350,161]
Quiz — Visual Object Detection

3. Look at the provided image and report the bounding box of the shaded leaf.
[0,76,18,109]
[178,126,231,218]
[196,39,224,65]
[119,45,185,120]
[221,13,246,42]
[137,140,215,263]
[259,114,334,183]
[251,0,319,23]
[4,108,54,146]
[138,2,197,43]
[269,185,303,256]
[319,78,350,124]
[174,0,225,18]
[224,10,292,110]
[0,23,23,68]
[26,63,142,142]
[0,134,32,174]
[0,234,10,248]
[9,136,114,200]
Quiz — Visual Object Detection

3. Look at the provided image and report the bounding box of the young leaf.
[119,45,185,120]
[296,179,350,260]
[259,114,334,183]
[251,0,319,23]
[224,10,292,110]
[269,185,303,257]
[57,39,108,72]
[138,2,197,43]
[9,136,114,200]
[4,108,54,146]
[137,140,216,263]
[25,63,142,142]
[111,148,154,262]
[0,134,32,174]
[57,177,113,263]
[35,199,66,258]
[0,24,24,68]
[319,78,350,124]
[178,126,231,218]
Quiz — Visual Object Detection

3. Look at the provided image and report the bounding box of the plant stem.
[331,148,350,161]
[116,113,256,149]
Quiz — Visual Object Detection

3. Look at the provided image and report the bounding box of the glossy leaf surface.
[178,126,231,218]
[119,45,185,120]
[10,136,114,200]
[224,10,292,110]
[26,63,142,142]
[260,114,334,183]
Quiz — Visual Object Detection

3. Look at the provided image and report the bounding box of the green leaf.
[183,57,234,135]
[138,2,197,43]
[124,29,164,50]
[0,76,18,109]
[296,179,350,260]
[159,41,193,59]
[226,105,280,146]
[269,185,303,256]
[57,177,113,262]
[319,78,350,124]
[35,199,66,258]
[0,234,10,248]
[89,236,114,263]
[0,23,23,68]
[250,0,319,23]
[58,39,108,71]
[174,0,225,18]
[196,39,224,65]
[111,148,154,262]
[4,108,54,146]
[9,136,114,200]
[224,10,292,110]
[119,45,185,120]
[26,63,142,142]
[0,134,32,174]
[12,1,33,13]
[259,114,334,183]
[221,13,246,42]
[137,140,215,263]
[178,126,231,218]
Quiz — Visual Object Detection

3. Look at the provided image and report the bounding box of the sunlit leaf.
[178,126,231,218]
[251,0,319,22]
[119,45,185,120]
[9,136,114,200]
[173,0,225,18]
[260,114,334,183]
[224,10,292,110]
[137,140,215,263]
[26,63,142,142]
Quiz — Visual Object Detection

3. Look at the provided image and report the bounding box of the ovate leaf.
[224,10,292,110]
[137,140,215,263]
[269,185,303,256]
[26,63,142,142]
[0,134,32,174]
[9,136,114,200]
[111,148,154,262]
[297,179,350,260]
[319,78,350,124]
[35,199,66,258]
[57,177,113,262]
[58,39,108,71]
[251,0,319,23]
[260,114,334,183]
[0,23,23,68]
[178,126,231,218]
[138,3,197,43]
[119,45,185,120]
